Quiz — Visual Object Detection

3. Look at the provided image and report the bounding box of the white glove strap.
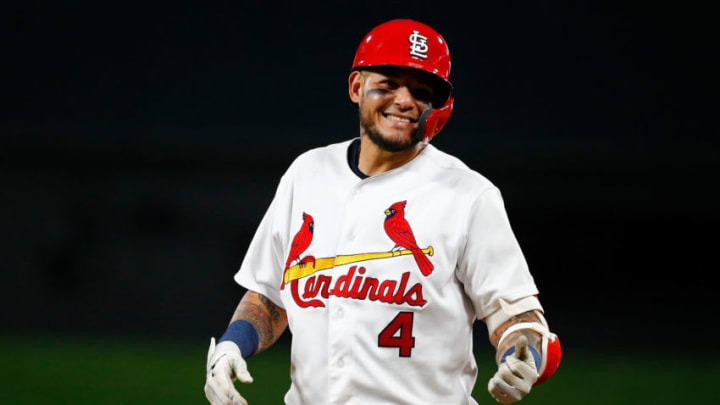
[213,341,243,361]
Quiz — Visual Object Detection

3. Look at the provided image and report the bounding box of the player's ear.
[348,70,364,104]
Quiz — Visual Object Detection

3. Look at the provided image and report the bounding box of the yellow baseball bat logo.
[284,246,434,284]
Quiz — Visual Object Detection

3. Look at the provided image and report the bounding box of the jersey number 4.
[378,312,415,357]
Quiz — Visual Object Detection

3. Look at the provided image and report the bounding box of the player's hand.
[204,337,254,405]
[488,336,538,404]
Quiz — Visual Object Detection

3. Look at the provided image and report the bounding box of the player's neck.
[357,136,426,176]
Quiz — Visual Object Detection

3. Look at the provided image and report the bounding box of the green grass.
[0,335,715,404]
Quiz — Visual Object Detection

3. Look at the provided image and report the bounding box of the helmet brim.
[352,65,453,108]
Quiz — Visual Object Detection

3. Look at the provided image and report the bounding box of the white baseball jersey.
[235,138,539,405]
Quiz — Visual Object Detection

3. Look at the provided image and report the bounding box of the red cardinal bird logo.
[384,201,433,276]
[281,212,315,289]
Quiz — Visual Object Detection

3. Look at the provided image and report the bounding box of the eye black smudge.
[366,88,389,97]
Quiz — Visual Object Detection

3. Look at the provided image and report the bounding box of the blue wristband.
[219,320,259,359]
[500,345,541,370]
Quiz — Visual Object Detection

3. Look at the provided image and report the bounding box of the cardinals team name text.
[290,266,427,308]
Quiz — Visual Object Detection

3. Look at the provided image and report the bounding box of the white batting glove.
[488,336,538,404]
[204,337,254,405]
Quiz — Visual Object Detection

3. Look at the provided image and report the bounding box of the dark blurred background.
[1,2,718,401]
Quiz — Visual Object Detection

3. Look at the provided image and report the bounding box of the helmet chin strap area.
[417,97,454,143]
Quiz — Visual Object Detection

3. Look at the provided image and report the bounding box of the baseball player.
[205,19,561,405]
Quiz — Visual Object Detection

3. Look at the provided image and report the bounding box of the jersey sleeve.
[456,187,539,320]
[233,173,293,309]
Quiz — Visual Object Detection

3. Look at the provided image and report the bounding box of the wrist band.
[219,320,259,359]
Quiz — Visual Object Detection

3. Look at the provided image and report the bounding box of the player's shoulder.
[422,144,497,193]
[296,139,353,161]
[283,139,354,176]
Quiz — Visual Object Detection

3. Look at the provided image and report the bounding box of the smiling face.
[349,66,437,152]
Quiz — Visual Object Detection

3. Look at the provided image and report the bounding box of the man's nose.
[393,86,416,109]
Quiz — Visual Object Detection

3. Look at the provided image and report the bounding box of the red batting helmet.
[351,19,454,142]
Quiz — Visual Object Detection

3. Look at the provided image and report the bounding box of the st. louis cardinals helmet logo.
[408,30,429,59]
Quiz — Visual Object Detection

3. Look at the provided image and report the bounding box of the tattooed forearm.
[258,294,282,325]
[490,311,539,346]
[234,301,274,347]
[490,311,543,365]
[231,291,288,353]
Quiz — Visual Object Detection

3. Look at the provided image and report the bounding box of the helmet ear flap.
[417,97,454,143]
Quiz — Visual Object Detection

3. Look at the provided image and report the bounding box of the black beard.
[360,114,422,153]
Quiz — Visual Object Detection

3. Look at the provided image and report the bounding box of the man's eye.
[413,89,433,103]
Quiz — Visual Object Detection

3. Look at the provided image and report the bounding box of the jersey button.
[335,307,344,317]
[347,233,355,241]
[337,357,345,368]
